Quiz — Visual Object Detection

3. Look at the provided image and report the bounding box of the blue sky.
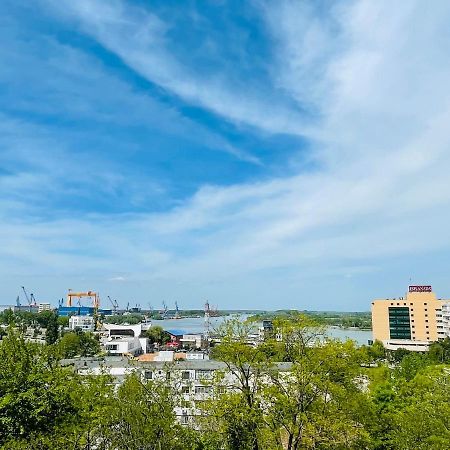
[1,0,450,311]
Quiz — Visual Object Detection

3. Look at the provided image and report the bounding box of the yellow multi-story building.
[371,286,449,351]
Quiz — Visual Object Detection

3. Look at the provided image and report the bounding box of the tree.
[394,352,429,381]
[391,366,450,449]
[58,330,100,358]
[428,337,450,364]
[364,340,386,364]
[0,330,78,446]
[263,339,370,450]
[43,311,59,345]
[208,318,271,450]
[58,332,81,358]
[107,373,195,449]
[146,325,170,345]
[57,315,69,328]
[0,308,15,326]
[272,313,326,362]
[78,330,101,356]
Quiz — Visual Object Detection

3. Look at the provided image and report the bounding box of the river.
[152,316,373,346]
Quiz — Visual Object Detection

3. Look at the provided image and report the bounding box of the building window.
[195,385,212,394]
[388,307,411,340]
[144,371,153,380]
[196,370,213,380]
[181,386,190,394]
[182,371,190,380]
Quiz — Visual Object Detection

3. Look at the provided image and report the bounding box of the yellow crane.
[66,290,100,310]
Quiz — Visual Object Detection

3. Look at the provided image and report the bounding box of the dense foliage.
[0,314,449,449]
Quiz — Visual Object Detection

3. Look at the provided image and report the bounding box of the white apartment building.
[180,333,204,349]
[441,301,450,338]
[61,356,292,425]
[38,303,52,313]
[102,323,148,356]
[69,315,95,331]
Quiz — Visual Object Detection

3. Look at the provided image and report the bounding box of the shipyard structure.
[371,285,450,351]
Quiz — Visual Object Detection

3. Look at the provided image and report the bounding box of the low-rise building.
[180,333,204,349]
[102,323,148,356]
[69,315,95,332]
[61,356,292,425]
[38,303,52,313]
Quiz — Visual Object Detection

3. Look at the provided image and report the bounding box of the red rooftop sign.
[409,285,432,292]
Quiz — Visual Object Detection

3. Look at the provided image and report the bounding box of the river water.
[152,316,373,346]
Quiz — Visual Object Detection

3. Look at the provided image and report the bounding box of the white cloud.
[2,0,450,308]
[41,0,308,135]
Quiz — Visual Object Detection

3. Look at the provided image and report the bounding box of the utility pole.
[204,300,211,342]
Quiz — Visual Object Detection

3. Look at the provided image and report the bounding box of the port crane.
[21,286,37,311]
[161,301,168,319]
[66,290,100,312]
[107,296,119,314]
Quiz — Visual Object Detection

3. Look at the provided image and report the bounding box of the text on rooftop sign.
[409,285,432,292]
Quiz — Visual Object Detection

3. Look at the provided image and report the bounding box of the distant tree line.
[250,310,372,329]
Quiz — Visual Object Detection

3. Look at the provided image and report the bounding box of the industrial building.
[58,306,112,317]
[371,285,450,351]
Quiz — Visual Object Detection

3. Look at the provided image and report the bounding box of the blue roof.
[165,329,186,336]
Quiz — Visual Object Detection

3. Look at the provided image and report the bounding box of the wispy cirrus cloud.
[41,0,308,136]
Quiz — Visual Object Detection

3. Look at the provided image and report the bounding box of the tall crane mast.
[21,286,36,311]
[161,301,168,319]
[21,286,31,305]
[107,296,119,314]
